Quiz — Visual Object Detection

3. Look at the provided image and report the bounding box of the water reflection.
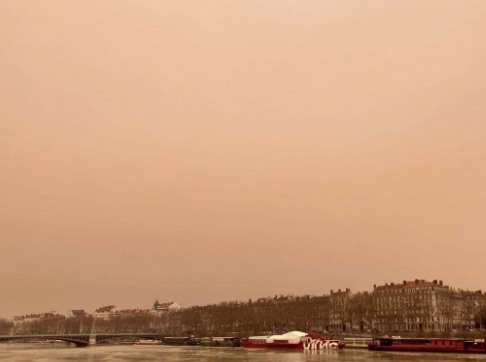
[2,344,486,362]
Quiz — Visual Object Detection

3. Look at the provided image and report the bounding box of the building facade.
[67,309,86,318]
[329,288,352,332]
[152,301,182,314]
[372,279,486,333]
[452,290,484,331]
[372,279,450,332]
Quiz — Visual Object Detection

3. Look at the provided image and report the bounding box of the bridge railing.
[343,337,373,348]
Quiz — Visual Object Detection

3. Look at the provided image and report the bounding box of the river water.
[2,344,486,362]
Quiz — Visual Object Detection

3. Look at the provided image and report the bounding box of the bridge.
[0,333,163,347]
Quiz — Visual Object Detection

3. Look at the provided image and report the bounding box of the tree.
[0,318,13,335]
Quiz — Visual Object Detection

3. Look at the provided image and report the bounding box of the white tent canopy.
[267,331,308,342]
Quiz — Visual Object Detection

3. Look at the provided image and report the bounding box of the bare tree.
[0,318,13,335]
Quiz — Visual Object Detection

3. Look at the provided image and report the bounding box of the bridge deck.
[0,333,162,347]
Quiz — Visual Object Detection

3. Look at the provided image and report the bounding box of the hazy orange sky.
[1,1,486,318]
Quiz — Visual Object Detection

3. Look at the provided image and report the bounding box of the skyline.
[7,277,483,319]
[2,1,486,319]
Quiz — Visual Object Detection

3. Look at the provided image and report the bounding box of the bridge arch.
[95,333,161,344]
[0,334,91,347]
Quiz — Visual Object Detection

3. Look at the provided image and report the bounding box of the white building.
[152,301,182,314]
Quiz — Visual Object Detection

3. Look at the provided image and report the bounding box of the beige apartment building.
[329,288,373,333]
[329,288,352,332]
[372,279,485,333]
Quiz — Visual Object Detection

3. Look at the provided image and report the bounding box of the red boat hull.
[369,338,486,353]
[242,340,304,349]
[242,338,345,350]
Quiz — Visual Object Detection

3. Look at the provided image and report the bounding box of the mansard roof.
[375,279,447,291]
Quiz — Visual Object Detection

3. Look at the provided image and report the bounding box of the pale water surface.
[2,344,486,362]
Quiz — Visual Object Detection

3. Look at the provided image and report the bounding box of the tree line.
[5,290,486,336]
[7,295,336,336]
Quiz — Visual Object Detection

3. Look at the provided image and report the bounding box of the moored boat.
[368,336,486,353]
[163,336,199,345]
[134,339,163,345]
[200,336,241,347]
[241,330,345,350]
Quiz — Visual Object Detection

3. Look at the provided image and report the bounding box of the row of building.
[330,279,486,333]
[13,301,182,323]
[12,279,486,334]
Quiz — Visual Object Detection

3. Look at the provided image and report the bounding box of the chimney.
[415,279,419,285]
[403,281,406,285]
[374,284,376,289]
[439,280,443,286]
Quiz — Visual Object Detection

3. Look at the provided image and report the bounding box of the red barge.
[241,330,345,350]
[368,336,486,353]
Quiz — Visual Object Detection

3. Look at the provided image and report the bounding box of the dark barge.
[368,336,486,353]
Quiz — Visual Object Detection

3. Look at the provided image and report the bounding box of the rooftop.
[375,279,448,291]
